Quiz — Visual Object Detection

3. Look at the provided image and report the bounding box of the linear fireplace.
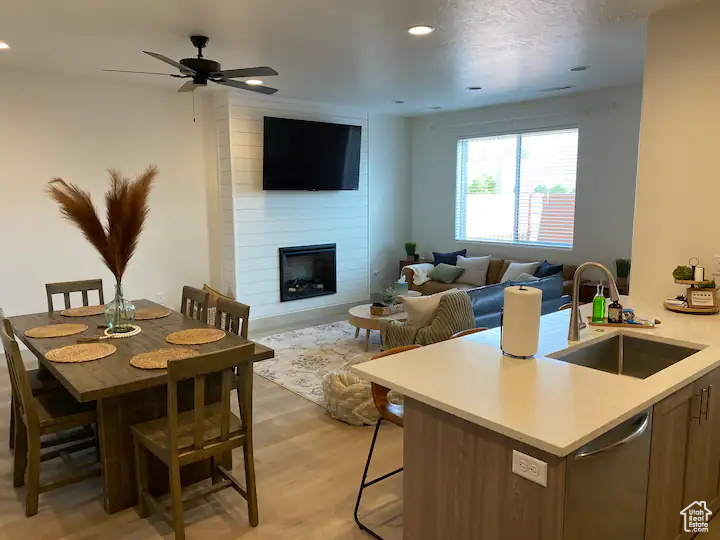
[278,244,337,302]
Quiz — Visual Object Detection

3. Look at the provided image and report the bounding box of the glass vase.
[105,282,136,332]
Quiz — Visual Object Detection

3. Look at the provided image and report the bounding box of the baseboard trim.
[248,300,369,337]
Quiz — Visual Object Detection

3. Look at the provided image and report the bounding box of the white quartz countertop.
[351,296,720,456]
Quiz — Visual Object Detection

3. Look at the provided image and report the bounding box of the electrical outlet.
[512,450,548,487]
[156,292,165,306]
[713,254,720,275]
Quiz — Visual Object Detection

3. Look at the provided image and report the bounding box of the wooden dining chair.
[180,286,210,323]
[354,345,421,539]
[214,296,250,339]
[45,279,104,312]
[212,297,257,523]
[0,313,99,517]
[558,303,573,311]
[450,327,489,339]
[132,343,257,540]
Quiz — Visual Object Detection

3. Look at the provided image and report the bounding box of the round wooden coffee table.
[348,304,408,351]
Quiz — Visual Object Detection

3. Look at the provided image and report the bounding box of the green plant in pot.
[615,258,631,279]
[47,166,157,333]
[405,242,418,261]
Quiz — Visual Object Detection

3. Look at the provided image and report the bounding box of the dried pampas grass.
[47,166,157,281]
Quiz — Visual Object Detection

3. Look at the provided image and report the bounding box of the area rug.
[253,321,379,406]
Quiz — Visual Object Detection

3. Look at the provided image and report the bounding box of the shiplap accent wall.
[215,93,370,319]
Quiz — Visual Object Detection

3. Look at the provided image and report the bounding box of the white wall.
[217,94,371,320]
[0,71,214,316]
[409,86,643,272]
[369,114,411,291]
[631,0,720,302]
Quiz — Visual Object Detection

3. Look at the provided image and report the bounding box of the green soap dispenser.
[592,284,606,323]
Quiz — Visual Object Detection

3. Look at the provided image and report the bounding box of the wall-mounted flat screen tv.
[262,116,362,191]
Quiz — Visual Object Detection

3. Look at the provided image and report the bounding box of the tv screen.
[262,117,362,191]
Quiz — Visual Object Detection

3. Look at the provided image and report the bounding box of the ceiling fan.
[104,35,278,95]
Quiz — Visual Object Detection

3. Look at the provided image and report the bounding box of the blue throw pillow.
[534,260,563,278]
[432,249,467,266]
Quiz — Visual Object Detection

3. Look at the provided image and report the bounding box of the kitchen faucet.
[569,262,621,341]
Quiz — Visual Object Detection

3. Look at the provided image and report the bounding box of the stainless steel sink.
[548,334,702,379]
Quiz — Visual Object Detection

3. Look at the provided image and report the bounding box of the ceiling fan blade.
[103,69,182,77]
[177,81,200,93]
[143,51,195,74]
[214,79,278,95]
[214,66,278,78]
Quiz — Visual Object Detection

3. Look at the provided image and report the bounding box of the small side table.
[348,304,408,351]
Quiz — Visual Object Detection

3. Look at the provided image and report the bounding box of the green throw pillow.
[428,263,465,284]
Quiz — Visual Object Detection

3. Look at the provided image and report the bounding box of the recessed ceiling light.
[408,25,435,36]
[0,42,10,50]
[245,79,263,86]
[466,86,483,91]
[569,66,589,72]
[392,100,405,104]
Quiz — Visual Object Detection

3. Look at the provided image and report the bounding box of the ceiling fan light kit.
[104,35,279,95]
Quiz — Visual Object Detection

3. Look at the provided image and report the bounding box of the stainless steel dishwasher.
[563,409,652,540]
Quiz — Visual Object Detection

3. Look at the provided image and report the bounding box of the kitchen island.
[352,297,720,540]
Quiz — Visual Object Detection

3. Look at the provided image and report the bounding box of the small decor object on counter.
[607,300,624,324]
[501,285,542,359]
[672,265,694,281]
[47,166,157,334]
[404,242,417,257]
[695,266,706,282]
[592,284,606,324]
[687,287,718,309]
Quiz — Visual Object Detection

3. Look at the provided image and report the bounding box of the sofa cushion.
[535,260,564,278]
[428,263,465,284]
[416,281,473,296]
[515,272,540,282]
[456,255,492,286]
[510,274,563,300]
[403,289,457,328]
[486,258,506,284]
[432,249,467,266]
[501,261,540,282]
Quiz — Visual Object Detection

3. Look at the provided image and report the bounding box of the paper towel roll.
[502,285,543,358]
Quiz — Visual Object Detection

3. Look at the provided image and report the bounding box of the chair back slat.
[193,374,205,450]
[215,297,250,338]
[46,279,104,312]
[180,286,209,323]
[165,344,254,456]
[0,310,37,428]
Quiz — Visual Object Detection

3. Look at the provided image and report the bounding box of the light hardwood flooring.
[2,356,720,539]
[0,365,403,539]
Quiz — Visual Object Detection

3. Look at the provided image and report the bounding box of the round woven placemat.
[46,343,117,363]
[130,347,200,370]
[166,328,226,345]
[134,307,172,320]
[25,324,88,339]
[60,305,106,317]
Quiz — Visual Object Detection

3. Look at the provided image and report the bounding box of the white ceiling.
[0,0,700,114]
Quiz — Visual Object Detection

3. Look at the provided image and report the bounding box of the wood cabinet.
[645,366,720,540]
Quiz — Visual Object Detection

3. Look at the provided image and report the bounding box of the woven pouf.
[322,370,379,426]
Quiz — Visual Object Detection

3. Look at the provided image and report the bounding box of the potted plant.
[405,242,419,261]
[615,258,631,295]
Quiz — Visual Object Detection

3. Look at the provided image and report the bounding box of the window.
[455,127,579,248]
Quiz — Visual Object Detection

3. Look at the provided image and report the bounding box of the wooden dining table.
[9,299,274,514]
